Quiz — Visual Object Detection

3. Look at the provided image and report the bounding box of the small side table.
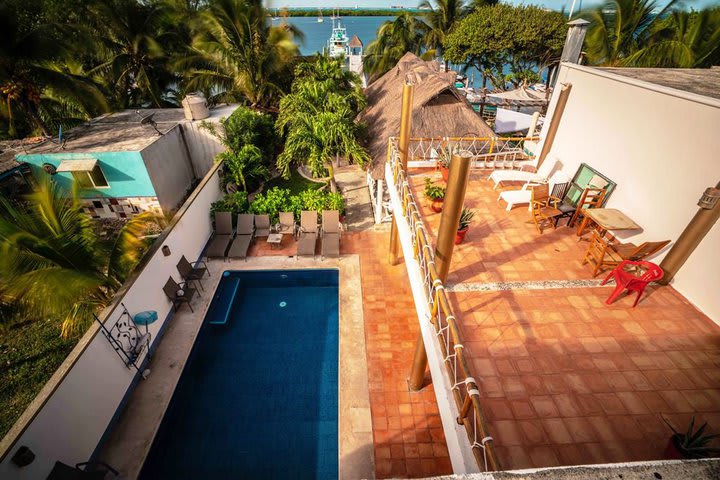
[134,310,158,335]
[267,233,283,249]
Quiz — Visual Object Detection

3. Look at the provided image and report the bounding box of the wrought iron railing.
[405,135,539,170]
[386,137,500,472]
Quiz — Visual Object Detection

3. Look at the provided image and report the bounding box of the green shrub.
[249,187,292,222]
[219,145,269,193]
[210,191,248,218]
[222,107,277,161]
[248,187,347,222]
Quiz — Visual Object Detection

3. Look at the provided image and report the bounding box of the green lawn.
[0,319,81,438]
[264,169,326,196]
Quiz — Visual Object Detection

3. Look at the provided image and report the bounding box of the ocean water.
[281,15,535,90]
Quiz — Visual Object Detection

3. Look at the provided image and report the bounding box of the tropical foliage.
[584,1,720,67]
[276,55,369,192]
[249,187,346,222]
[1,0,303,139]
[0,177,160,336]
[443,4,567,89]
[364,12,434,79]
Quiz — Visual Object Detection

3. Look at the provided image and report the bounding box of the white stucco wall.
[0,165,222,479]
[541,63,720,322]
[182,121,225,177]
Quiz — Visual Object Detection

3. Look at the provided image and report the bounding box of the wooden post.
[659,182,720,284]
[408,152,472,392]
[388,81,415,265]
[435,152,472,282]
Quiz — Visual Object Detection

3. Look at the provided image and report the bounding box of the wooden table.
[577,208,641,237]
[266,233,283,249]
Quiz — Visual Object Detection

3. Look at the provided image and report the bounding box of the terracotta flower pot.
[455,227,469,245]
[431,198,444,213]
[440,166,449,182]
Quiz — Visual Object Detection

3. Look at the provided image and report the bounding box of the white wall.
[0,165,222,479]
[182,121,225,177]
[141,125,196,214]
[542,63,720,322]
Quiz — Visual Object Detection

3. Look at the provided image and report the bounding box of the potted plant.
[424,178,446,213]
[455,207,475,244]
[663,416,720,459]
[437,144,458,182]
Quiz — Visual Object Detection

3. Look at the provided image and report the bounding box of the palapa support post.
[388,80,415,266]
[435,152,472,282]
[408,152,472,392]
[659,181,720,284]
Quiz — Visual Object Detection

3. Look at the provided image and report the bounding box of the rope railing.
[406,135,540,170]
[387,137,500,472]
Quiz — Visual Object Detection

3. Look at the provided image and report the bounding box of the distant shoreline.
[270,8,422,17]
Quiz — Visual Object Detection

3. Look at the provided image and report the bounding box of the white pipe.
[569,0,578,19]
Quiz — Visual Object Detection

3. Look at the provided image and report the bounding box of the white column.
[375,179,384,223]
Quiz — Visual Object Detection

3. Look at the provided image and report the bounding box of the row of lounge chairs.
[206,210,342,260]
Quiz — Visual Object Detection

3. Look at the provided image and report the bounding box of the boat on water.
[317,8,324,22]
[330,8,340,20]
[326,20,350,58]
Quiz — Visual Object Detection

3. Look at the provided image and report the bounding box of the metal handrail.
[387,137,501,472]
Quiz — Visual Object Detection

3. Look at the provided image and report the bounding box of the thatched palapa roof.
[357,53,494,179]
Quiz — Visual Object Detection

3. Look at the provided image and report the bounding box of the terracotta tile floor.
[409,169,720,470]
[250,230,453,478]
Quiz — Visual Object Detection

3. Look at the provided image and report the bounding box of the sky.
[266,0,718,11]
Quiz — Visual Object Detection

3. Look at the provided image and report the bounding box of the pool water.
[140,269,339,479]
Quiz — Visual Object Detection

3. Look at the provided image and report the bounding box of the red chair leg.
[601,271,614,286]
[632,284,648,307]
[605,282,626,305]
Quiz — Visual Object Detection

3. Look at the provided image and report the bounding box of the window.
[57,160,109,189]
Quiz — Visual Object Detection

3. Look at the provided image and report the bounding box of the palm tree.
[364,12,432,79]
[84,0,179,108]
[584,0,679,66]
[623,8,720,67]
[218,144,269,192]
[419,0,470,69]
[0,4,107,138]
[0,177,159,337]
[276,111,369,193]
[183,0,301,109]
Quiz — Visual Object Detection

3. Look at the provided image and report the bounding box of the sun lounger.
[488,159,560,190]
[254,214,271,237]
[228,214,254,260]
[206,212,233,258]
[277,212,296,237]
[321,210,341,258]
[297,210,318,258]
[498,172,568,211]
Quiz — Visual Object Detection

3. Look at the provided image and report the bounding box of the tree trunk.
[327,161,337,193]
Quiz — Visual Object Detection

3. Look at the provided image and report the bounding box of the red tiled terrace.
[404,168,720,470]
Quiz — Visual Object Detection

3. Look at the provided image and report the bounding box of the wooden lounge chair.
[582,230,671,276]
[297,210,318,258]
[277,212,296,237]
[177,255,208,291]
[206,212,234,259]
[228,214,254,260]
[498,172,568,211]
[163,276,196,312]
[254,214,271,237]
[530,183,563,234]
[321,210,341,258]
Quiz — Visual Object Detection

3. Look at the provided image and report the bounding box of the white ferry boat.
[326,20,350,58]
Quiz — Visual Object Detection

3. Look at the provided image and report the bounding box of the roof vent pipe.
[181,93,210,121]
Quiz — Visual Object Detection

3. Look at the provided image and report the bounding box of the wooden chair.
[530,183,563,234]
[581,230,670,276]
[571,187,607,234]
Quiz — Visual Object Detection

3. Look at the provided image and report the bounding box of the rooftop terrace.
[404,169,720,469]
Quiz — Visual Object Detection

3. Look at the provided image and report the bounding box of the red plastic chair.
[601,260,664,307]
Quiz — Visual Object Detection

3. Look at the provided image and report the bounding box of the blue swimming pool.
[140,269,339,479]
